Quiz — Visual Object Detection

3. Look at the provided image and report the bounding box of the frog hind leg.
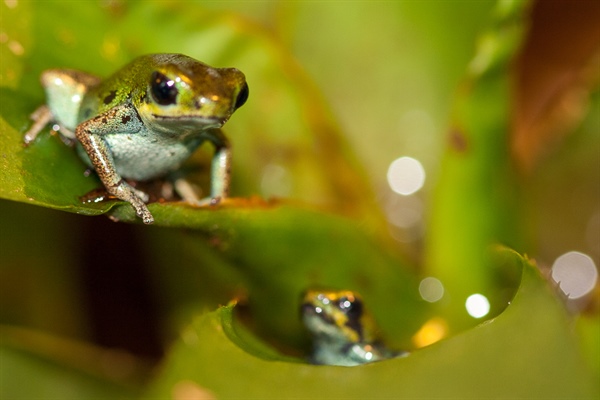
[75,103,154,225]
[24,70,100,145]
[23,105,53,145]
[41,69,100,133]
[23,105,78,146]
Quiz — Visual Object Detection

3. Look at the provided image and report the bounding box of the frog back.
[78,56,156,123]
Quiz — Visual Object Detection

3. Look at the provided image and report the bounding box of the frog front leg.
[177,130,231,206]
[208,130,232,202]
[75,103,154,224]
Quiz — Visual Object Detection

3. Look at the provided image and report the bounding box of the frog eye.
[339,296,363,319]
[234,82,249,110]
[150,71,178,106]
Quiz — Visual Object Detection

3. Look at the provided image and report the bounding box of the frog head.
[135,54,248,133]
[301,290,370,345]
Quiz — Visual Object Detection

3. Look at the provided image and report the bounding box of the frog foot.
[129,199,154,225]
[108,180,154,224]
[172,178,222,208]
[136,206,154,225]
[23,105,53,145]
[197,196,222,207]
[173,177,201,203]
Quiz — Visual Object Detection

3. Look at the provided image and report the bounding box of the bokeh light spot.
[412,317,448,348]
[465,294,490,319]
[551,251,598,299]
[419,277,444,303]
[387,157,425,195]
[260,163,292,198]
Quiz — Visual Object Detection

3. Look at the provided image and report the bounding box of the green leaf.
[146,248,598,399]
[115,201,425,347]
[1,327,141,400]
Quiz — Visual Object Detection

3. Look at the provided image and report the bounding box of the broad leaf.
[145,248,598,399]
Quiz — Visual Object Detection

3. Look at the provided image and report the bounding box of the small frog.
[24,53,249,224]
[301,290,404,366]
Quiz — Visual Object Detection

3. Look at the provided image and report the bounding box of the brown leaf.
[512,0,600,173]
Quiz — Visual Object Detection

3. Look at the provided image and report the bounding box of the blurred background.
[208,0,600,284]
[0,0,598,397]
[215,0,600,315]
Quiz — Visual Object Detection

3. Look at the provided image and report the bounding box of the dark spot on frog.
[449,128,469,153]
[102,117,108,124]
[103,90,117,105]
[344,316,364,342]
[121,115,131,124]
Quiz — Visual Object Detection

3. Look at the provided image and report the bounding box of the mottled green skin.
[301,290,402,366]
[75,54,246,182]
[27,54,248,224]
[81,54,246,136]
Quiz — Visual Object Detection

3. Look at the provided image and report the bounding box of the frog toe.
[132,202,154,224]
[197,196,221,207]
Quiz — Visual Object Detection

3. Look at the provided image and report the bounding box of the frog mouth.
[301,303,333,323]
[151,114,228,128]
[301,303,365,341]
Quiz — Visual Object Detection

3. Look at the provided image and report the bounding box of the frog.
[301,289,405,366]
[23,53,249,224]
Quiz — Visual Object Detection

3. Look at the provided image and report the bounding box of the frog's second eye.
[150,71,178,106]
[234,82,249,110]
[339,296,363,319]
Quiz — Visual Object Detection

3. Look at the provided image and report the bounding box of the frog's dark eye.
[234,82,249,110]
[150,71,178,106]
[339,296,363,319]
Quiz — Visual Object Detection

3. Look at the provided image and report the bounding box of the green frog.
[301,290,405,366]
[24,53,249,224]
